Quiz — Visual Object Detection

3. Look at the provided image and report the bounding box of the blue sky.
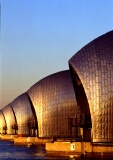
[1,0,113,108]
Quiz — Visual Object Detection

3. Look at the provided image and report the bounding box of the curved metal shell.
[27,70,78,138]
[10,93,35,136]
[2,104,16,135]
[0,110,6,134]
[69,31,113,143]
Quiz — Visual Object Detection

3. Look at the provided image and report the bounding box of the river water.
[0,140,112,160]
[0,140,76,159]
[0,140,60,159]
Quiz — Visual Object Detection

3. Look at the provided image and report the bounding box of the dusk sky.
[0,0,113,108]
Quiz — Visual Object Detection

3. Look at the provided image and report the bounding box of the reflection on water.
[0,140,72,159]
[0,140,112,160]
[0,140,45,159]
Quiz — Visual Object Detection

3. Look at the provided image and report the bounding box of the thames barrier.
[0,30,113,158]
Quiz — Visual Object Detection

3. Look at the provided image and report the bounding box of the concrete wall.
[14,137,51,145]
[46,141,113,153]
[46,142,82,152]
[1,135,18,141]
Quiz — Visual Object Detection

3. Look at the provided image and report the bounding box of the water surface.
[0,140,112,160]
[0,140,72,159]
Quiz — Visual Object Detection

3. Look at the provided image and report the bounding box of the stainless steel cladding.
[27,70,79,138]
[0,111,6,134]
[2,104,16,135]
[10,93,35,136]
[69,31,113,143]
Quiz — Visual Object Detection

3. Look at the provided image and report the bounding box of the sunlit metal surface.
[0,110,6,134]
[2,104,16,134]
[10,93,35,136]
[27,70,79,138]
[69,31,113,143]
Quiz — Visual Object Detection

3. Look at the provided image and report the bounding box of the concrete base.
[14,137,51,146]
[14,137,34,145]
[35,137,49,145]
[46,141,113,158]
[1,135,18,141]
